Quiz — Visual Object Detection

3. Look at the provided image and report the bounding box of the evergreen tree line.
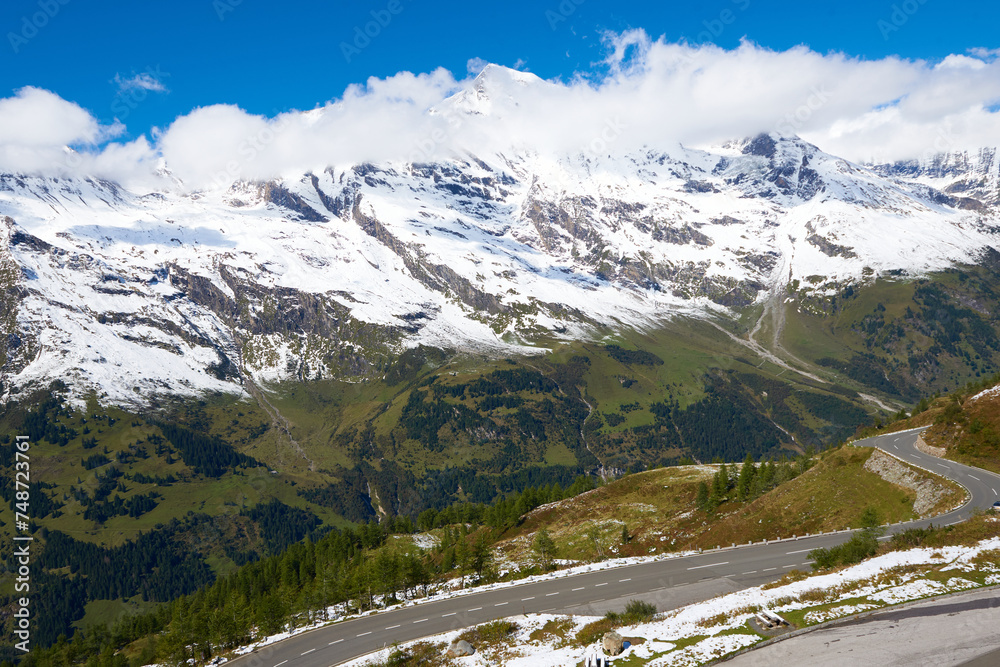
[695,452,813,512]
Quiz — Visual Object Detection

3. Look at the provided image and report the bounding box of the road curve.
[228,429,1000,667]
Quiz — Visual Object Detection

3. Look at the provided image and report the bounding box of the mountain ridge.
[0,70,998,406]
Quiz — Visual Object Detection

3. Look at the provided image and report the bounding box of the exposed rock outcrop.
[863,449,953,518]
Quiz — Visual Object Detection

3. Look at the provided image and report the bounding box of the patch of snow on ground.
[803,603,878,624]
[868,579,947,604]
[648,634,758,666]
[970,384,1000,402]
[411,532,441,550]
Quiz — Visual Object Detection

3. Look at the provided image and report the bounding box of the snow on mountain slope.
[0,71,998,406]
[870,147,1000,206]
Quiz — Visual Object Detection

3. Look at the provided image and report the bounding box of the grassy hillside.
[493,445,964,564]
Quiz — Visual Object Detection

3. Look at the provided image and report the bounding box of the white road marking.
[329,639,343,645]
[546,592,560,596]
[742,571,757,575]
[301,649,315,656]
[969,475,980,481]
[385,625,400,630]
[687,561,729,570]
[937,463,949,469]
[468,607,482,612]
[573,587,585,591]
[275,661,288,667]
[495,602,508,606]
[413,619,427,624]
[619,578,632,582]
[522,597,535,601]
[782,564,795,568]
[786,548,812,554]
[357,632,371,637]
[595,582,608,587]
[442,613,456,617]
[763,567,777,571]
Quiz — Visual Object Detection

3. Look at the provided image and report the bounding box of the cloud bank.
[5,31,1000,190]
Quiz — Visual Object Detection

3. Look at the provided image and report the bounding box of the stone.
[601,631,624,656]
[446,639,475,657]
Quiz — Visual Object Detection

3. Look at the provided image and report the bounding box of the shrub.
[622,599,658,624]
[810,531,879,569]
[576,618,615,647]
[458,620,518,650]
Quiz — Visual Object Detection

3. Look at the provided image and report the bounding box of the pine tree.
[532,527,557,570]
[737,453,756,502]
[695,481,710,511]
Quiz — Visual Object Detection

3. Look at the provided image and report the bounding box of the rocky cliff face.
[0,131,998,406]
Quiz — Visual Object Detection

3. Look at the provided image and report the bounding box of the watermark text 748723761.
[12,435,32,653]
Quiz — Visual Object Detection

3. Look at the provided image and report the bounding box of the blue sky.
[2,0,999,141]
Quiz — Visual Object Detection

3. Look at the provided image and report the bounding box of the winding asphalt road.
[228,427,1000,667]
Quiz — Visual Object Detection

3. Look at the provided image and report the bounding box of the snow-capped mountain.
[870,147,1000,207]
[1,67,998,406]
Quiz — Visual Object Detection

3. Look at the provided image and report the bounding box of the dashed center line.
[468,607,482,612]
[274,661,287,667]
[619,578,632,582]
[385,625,400,630]
[357,631,371,637]
[763,567,777,571]
[969,475,980,481]
[522,597,535,601]
[786,548,812,554]
[442,612,456,617]
[413,619,427,624]
[937,463,949,469]
[300,649,315,656]
[572,587,585,591]
[595,582,608,587]
[495,602,508,607]
[687,562,729,571]
[742,570,757,575]
[329,639,343,645]
[546,592,560,596]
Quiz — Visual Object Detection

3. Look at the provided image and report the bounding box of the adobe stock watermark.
[408,107,465,164]
[774,85,833,136]
[694,0,751,44]
[546,0,585,31]
[340,0,405,64]
[210,112,293,189]
[584,116,627,157]
[877,0,930,40]
[213,0,243,21]
[112,66,171,121]
[8,0,71,54]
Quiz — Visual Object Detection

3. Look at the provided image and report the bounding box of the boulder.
[446,639,475,657]
[601,631,624,656]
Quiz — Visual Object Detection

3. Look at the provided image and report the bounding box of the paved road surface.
[227,427,1000,667]
[725,586,1000,666]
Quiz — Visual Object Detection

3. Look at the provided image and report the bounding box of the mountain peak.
[440,64,547,117]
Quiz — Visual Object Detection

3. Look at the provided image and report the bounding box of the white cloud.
[5,33,1000,188]
[114,72,169,94]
